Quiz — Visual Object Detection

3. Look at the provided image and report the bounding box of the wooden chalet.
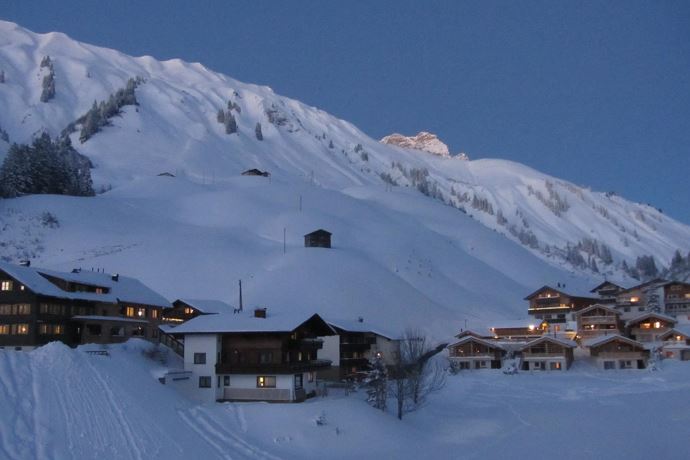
[524,285,598,323]
[614,278,667,318]
[319,318,399,380]
[625,312,677,343]
[575,304,622,339]
[589,281,625,304]
[489,320,546,340]
[241,168,270,177]
[583,335,648,370]
[447,335,506,370]
[658,326,690,360]
[163,299,233,324]
[659,281,690,318]
[164,308,336,403]
[518,336,576,371]
[0,261,169,351]
[304,229,332,248]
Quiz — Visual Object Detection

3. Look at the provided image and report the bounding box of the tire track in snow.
[177,406,282,460]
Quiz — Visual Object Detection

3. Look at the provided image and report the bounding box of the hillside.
[1,20,690,336]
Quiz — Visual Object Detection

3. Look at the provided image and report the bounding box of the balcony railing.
[216,359,331,374]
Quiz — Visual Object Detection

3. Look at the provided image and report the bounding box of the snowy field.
[1,341,689,460]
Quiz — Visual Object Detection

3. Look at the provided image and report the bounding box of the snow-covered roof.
[490,319,541,330]
[575,303,620,317]
[169,311,336,335]
[624,312,677,328]
[523,285,597,301]
[659,325,690,340]
[589,281,626,293]
[72,315,149,324]
[0,261,170,308]
[519,335,577,349]
[175,299,234,314]
[583,334,643,349]
[447,335,505,351]
[327,318,399,340]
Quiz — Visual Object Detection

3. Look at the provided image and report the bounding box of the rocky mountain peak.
[380,131,450,157]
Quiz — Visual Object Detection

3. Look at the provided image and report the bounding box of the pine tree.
[216,109,225,124]
[254,122,263,140]
[224,112,237,134]
[363,354,388,411]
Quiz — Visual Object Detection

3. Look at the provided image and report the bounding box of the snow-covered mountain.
[380,132,452,157]
[1,21,689,335]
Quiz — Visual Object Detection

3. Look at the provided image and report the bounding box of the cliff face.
[380,131,450,157]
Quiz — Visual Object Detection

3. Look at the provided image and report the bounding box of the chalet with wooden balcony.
[524,285,598,323]
[583,335,648,370]
[589,281,625,304]
[518,336,576,371]
[660,281,690,318]
[614,278,667,318]
[162,299,233,324]
[164,308,336,403]
[489,319,546,340]
[625,312,677,343]
[304,229,332,248]
[447,335,506,370]
[319,318,399,380]
[0,261,169,351]
[658,326,690,360]
[575,304,622,339]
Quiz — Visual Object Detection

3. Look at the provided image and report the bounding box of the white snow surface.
[0,19,688,280]
[1,342,690,460]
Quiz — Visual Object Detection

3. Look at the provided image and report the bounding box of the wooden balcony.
[216,359,331,374]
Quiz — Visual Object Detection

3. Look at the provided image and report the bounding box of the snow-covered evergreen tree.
[363,353,388,411]
[224,111,237,134]
[255,122,263,140]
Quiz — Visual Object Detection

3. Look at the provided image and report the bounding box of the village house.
[625,312,677,343]
[318,318,399,380]
[614,278,667,319]
[162,298,233,324]
[575,304,622,339]
[589,281,626,304]
[524,285,598,324]
[658,326,690,360]
[489,319,546,340]
[304,229,332,248]
[162,308,335,403]
[518,336,576,371]
[447,334,506,370]
[583,335,649,370]
[659,281,690,320]
[0,261,169,351]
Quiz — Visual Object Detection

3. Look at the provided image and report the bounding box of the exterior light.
[528,325,535,331]
[653,321,661,329]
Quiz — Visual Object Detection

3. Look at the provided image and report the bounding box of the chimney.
[111,274,119,282]
[357,316,364,323]
[254,308,267,319]
[19,260,30,267]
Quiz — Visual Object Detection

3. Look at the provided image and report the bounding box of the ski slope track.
[0,20,689,334]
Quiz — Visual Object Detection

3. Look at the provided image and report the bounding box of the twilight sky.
[3,0,689,223]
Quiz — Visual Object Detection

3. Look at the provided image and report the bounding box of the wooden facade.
[0,265,167,350]
[575,304,622,339]
[524,286,598,323]
[519,336,575,371]
[589,281,625,304]
[585,335,648,369]
[448,336,505,370]
[662,282,690,318]
[625,313,677,343]
[304,229,332,248]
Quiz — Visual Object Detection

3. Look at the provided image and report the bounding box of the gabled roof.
[169,311,336,335]
[0,261,170,308]
[618,278,669,294]
[583,334,644,350]
[575,303,620,317]
[327,318,399,340]
[454,329,488,339]
[624,312,677,328]
[658,326,690,341]
[518,335,577,350]
[174,299,234,314]
[590,281,625,293]
[448,335,505,351]
[523,285,597,301]
[304,229,332,237]
[490,319,541,330]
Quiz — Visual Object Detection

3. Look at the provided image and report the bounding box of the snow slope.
[0,19,688,280]
[2,342,690,460]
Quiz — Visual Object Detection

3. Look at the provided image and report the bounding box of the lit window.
[19,285,25,291]
[1,281,12,291]
[257,376,276,388]
[184,307,194,315]
[0,325,8,335]
[630,297,639,303]
[653,321,661,329]
[150,309,159,319]
[125,307,135,317]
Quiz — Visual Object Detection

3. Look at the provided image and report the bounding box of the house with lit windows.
[575,304,623,339]
[524,285,598,324]
[163,308,336,403]
[658,326,690,360]
[583,335,649,370]
[518,336,576,371]
[0,261,170,351]
[162,299,233,324]
[625,312,677,343]
[447,334,506,370]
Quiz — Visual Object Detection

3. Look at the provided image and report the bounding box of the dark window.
[224,376,230,387]
[194,353,206,364]
[110,326,123,337]
[132,326,145,337]
[86,324,102,336]
[294,374,303,390]
[259,351,273,364]
[199,376,212,388]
